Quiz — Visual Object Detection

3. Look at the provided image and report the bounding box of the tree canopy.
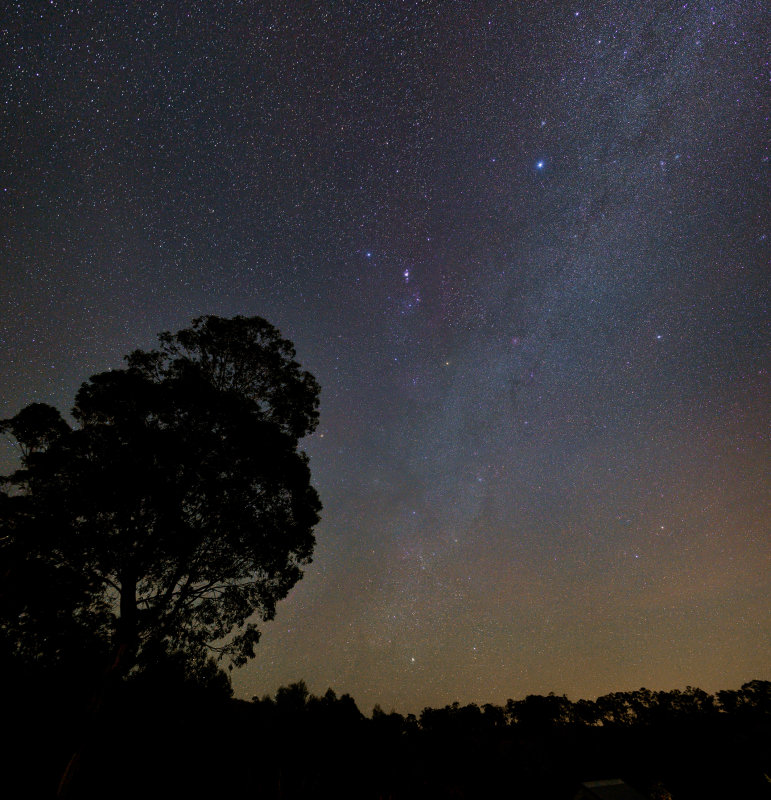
[0,315,321,675]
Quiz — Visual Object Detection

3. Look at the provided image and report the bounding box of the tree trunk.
[56,642,131,797]
[57,574,138,798]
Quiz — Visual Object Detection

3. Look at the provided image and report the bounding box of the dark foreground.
[4,676,770,799]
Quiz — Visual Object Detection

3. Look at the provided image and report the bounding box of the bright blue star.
[536,160,545,169]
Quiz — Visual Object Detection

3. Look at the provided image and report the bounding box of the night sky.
[2,1,769,714]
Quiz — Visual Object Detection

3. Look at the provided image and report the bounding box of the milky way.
[2,1,768,712]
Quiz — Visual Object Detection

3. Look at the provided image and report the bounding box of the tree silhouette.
[0,316,322,794]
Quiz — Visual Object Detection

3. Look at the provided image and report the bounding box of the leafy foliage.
[0,315,321,675]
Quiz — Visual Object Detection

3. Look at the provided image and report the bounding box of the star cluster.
[1,1,768,713]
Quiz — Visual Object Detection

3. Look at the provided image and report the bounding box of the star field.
[1,1,769,713]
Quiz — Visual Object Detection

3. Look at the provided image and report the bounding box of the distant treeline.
[4,672,769,799]
[245,680,769,800]
[253,677,770,731]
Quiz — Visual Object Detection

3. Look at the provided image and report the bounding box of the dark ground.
[4,671,769,800]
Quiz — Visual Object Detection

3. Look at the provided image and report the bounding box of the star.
[3,0,766,718]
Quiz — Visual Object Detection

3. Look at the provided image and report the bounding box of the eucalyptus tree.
[0,315,321,676]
